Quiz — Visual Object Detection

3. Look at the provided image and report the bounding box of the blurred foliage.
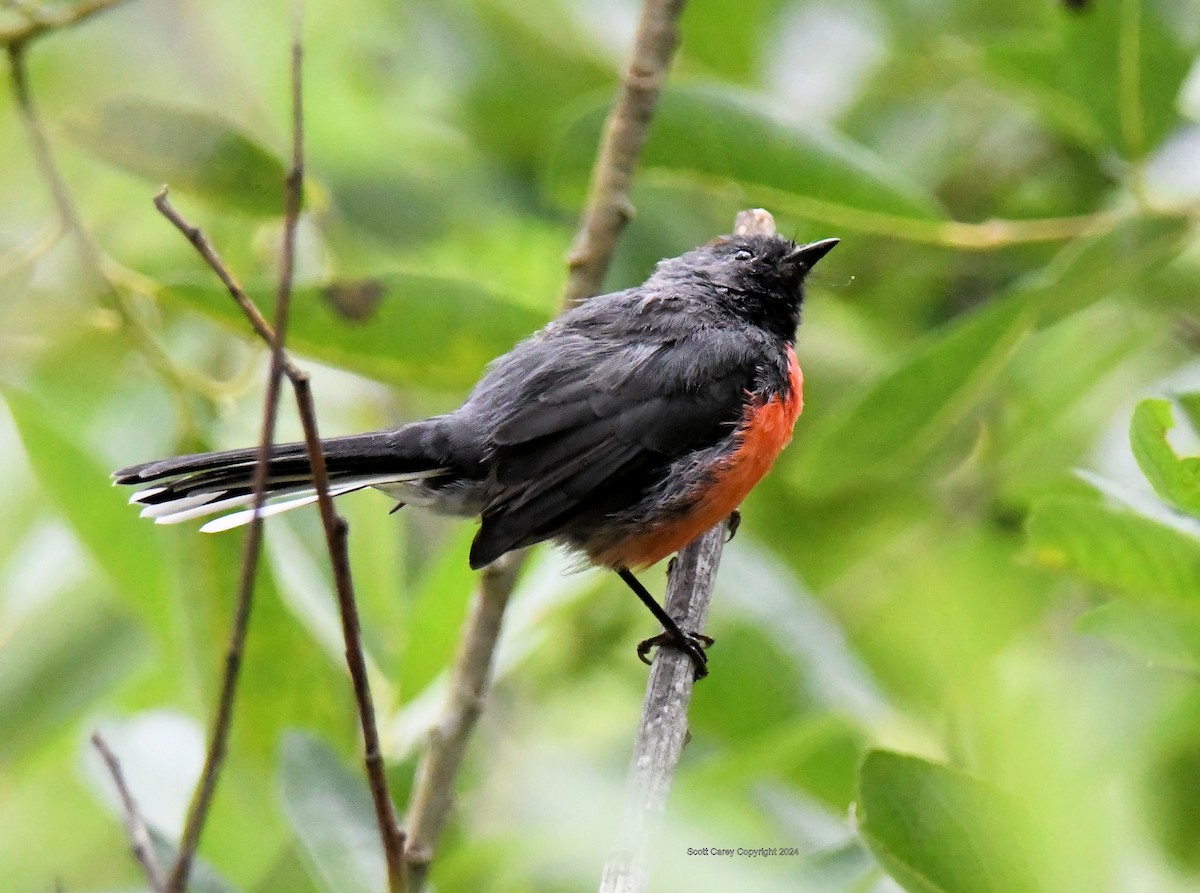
[1,0,1200,891]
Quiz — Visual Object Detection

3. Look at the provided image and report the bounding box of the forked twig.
[157,5,406,892]
[162,30,303,893]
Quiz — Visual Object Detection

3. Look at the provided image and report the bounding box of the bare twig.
[401,2,688,887]
[0,0,128,49]
[403,550,523,890]
[294,377,408,893]
[163,8,301,892]
[155,7,406,890]
[162,145,292,893]
[153,189,287,358]
[562,0,687,305]
[90,732,166,893]
[597,208,776,893]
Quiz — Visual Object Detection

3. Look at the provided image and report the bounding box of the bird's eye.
[734,249,753,261]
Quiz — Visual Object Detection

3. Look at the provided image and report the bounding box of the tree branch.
[597,208,776,893]
[91,732,166,893]
[153,190,286,356]
[297,376,409,893]
[162,83,298,893]
[561,0,687,305]
[403,550,523,891]
[153,9,406,888]
[401,2,688,888]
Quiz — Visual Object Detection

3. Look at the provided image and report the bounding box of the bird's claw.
[637,629,715,680]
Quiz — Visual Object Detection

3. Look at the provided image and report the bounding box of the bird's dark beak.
[791,238,839,268]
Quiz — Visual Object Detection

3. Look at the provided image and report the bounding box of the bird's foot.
[637,629,715,680]
[726,510,742,542]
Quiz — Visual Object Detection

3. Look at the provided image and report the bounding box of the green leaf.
[1026,497,1200,604]
[546,84,944,220]
[1178,392,1200,434]
[1145,738,1200,872]
[2,390,177,640]
[0,595,144,760]
[1131,399,1200,518]
[979,3,1192,154]
[794,297,1033,494]
[794,841,881,893]
[791,216,1184,498]
[280,733,386,893]
[1077,601,1200,674]
[456,0,612,167]
[396,526,478,701]
[264,522,394,713]
[857,750,1039,893]
[1009,218,1188,324]
[66,98,290,215]
[165,274,548,391]
[678,0,783,83]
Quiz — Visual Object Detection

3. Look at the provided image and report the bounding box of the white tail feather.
[141,491,224,520]
[150,486,310,525]
[199,483,367,533]
[192,473,421,533]
[132,469,444,531]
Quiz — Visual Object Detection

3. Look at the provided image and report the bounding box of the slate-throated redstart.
[115,232,838,678]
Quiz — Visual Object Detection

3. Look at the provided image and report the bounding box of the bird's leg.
[726,509,742,542]
[617,567,713,680]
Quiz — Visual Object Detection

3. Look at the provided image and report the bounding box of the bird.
[115,232,838,678]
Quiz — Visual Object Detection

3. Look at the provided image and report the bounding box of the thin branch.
[90,732,166,893]
[154,7,406,890]
[153,188,286,357]
[403,550,523,891]
[294,376,409,893]
[279,28,409,866]
[162,183,289,893]
[562,0,687,305]
[401,1,688,887]
[597,208,774,893]
[0,0,128,49]
[155,195,411,893]
[163,10,304,892]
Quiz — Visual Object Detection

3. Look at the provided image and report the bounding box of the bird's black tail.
[114,423,448,531]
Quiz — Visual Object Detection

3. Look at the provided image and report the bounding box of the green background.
[2,0,1200,891]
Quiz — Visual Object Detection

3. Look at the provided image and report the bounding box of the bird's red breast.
[591,345,804,569]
